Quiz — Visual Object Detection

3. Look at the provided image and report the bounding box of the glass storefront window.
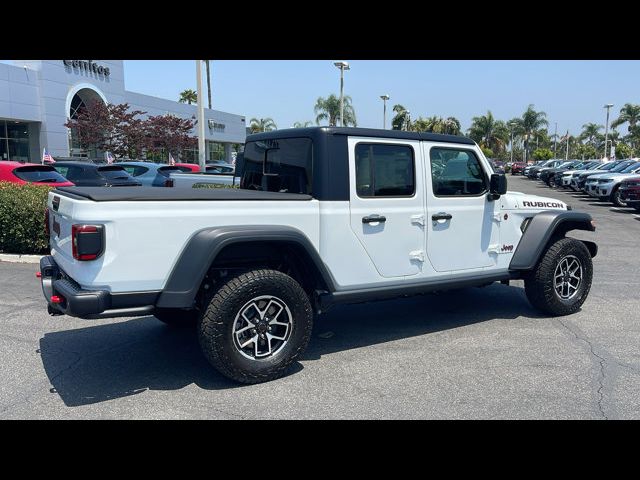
[0,120,31,162]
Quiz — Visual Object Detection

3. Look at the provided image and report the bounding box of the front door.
[348,137,425,278]
[424,144,499,272]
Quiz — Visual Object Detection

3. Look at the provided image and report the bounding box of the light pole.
[509,123,515,163]
[334,61,350,127]
[196,60,206,170]
[603,103,614,160]
[380,94,390,129]
[565,129,570,161]
[405,111,411,131]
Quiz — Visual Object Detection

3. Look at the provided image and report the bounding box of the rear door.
[348,137,425,278]
[424,144,499,272]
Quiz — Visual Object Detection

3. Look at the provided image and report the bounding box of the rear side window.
[97,167,133,180]
[355,143,415,197]
[241,138,312,194]
[430,147,487,196]
[158,166,183,176]
[121,165,149,177]
[13,166,69,183]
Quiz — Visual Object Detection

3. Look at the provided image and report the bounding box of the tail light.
[72,224,104,261]
[164,178,174,187]
[44,208,50,236]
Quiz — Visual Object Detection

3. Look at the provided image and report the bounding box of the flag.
[105,151,114,164]
[42,148,55,164]
[168,153,175,166]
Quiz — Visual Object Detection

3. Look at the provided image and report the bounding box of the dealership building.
[0,60,246,163]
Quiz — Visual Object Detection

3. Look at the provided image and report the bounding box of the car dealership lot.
[1,176,640,419]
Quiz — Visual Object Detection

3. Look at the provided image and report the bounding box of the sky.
[4,60,640,135]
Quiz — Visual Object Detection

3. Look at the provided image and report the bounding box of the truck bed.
[54,186,312,202]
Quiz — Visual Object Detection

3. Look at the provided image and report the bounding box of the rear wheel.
[198,269,313,384]
[524,237,593,316]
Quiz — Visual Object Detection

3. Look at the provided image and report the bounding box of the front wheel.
[611,185,627,207]
[524,238,593,316]
[198,269,313,384]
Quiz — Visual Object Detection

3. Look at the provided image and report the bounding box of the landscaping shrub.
[0,181,51,254]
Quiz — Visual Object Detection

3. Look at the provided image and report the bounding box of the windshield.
[610,161,634,172]
[597,162,619,171]
[13,166,69,183]
[621,162,640,173]
[97,166,134,180]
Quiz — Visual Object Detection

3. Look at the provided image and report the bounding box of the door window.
[355,143,415,197]
[430,148,487,196]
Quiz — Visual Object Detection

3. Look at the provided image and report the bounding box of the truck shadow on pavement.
[39,283,541,407]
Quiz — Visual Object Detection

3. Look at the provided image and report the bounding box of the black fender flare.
[509,211,597,271]
[155,225,336,309]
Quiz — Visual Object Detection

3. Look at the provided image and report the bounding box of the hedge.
[0,181,51,254]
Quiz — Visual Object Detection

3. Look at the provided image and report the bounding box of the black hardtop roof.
[246,126,476,145]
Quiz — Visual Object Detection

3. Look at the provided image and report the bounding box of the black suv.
[53,162,142,187]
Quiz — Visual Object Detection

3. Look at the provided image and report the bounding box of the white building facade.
[0,60,246,163]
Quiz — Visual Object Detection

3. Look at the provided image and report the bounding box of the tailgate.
[47,191,77,262]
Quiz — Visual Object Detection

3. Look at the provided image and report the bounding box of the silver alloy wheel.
[553,255,583,300]
[232,295,293,360]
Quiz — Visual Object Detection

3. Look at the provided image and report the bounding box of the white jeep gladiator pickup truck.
[39,127,597,383]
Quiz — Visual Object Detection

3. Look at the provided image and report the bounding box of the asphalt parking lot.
[1,175,640,419]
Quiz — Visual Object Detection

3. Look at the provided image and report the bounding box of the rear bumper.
[40,256,159,319]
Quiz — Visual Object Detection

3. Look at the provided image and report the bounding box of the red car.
[619,176,640,211]
[510,162,526,175]
[0,162,74,187]
[174,162,200,172]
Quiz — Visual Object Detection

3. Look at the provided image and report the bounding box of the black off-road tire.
[524,237,593,316]
[153,308,198,327]
[198,269,313,384]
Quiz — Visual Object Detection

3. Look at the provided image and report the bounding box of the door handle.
[432,212,452,221]
[362,214,387,224]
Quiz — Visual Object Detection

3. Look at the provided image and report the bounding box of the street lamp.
[380,94,390,129]
[603,103,614,160]
[405,111,411,131]
[334,61,350,127]
[509,122,517,163]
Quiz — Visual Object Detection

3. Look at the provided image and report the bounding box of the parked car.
[558,161,602,189]
[526,159,557,179]
[53,162,141,187]
[491,160,505,174]
[510,162,526,175]
[572,161,625,192]
[174,163,200,173]
[116,161,187,187]
[205,162,235,175]
[589,162,640,206]
[540,161,580,186]
[0,162,74,187]
[584,160,639,197]
[619,176,640,211]
[533,160,565,179]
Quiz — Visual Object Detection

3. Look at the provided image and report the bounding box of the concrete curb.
[0,254,44,264]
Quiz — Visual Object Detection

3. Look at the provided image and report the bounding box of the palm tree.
[391,105,409,130]
[611,103,640,132]
[579,123,603,148]
[249,117,277,133]
[178,89,197,105]
[512,105,548,161]
[442,117,462,135]
[467,111,509,153]
[293,121,313,128]
[314,94,357,126]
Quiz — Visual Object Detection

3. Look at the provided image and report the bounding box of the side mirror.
[489,173,507,197]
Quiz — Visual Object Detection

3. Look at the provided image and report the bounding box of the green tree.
[467,111,510,154]
[293,121,313,128]
[178,89,197,105]
[532,148,553,161]
[481,146,494,158]
[614,141,634,159]
[511,105,548,162]
[314,94,356,127]
[442,117,462,135]
[579,123,603,148]
[611,103,640,133]
[249,117,277,133]
[391,104,409,130]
